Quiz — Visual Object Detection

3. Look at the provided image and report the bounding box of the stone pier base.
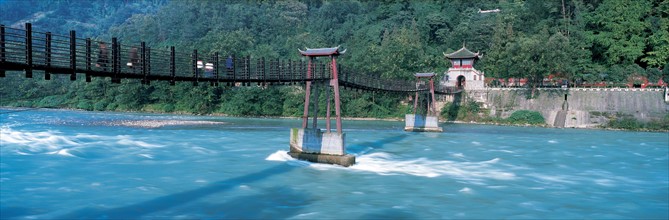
[404,114,443,132]
[289,128,355,167]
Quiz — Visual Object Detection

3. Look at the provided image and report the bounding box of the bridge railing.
[2,23,462,94]
[2,25,28,65]
[147,47,171,77]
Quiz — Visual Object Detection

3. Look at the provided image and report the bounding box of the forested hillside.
[1,0,667,117]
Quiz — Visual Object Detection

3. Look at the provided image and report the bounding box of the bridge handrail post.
[170,46,175,85]
[232,54,236,85]
[45,32,51,80]
[322,62,326,79]
[284,59,288,81]
[0,25,3,77]
[284,59,289,82]
[262,57,266,85]
[245,55,250,83]
[111,37,118,83]
[85,38,91,82]
[192,49,198,86]
[45,32,52,69]
[0,25,5,64]
[214,52,219,83]
[69,30,76,80]
[287,60,292,84]
[141,42,147,84]
[25,23,32,78]
[146,46,150,84]
[269,59,274,81]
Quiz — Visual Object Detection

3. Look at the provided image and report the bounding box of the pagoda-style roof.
[298,46,346,57]
[415,72,435,78]
[443,46,481,59]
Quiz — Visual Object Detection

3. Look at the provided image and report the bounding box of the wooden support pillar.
[331,56,343,134]
[312,79,320,129]
[413,90,419,115]
[430,77,437,116]
[326,80,332,132]
[302,58,312,129]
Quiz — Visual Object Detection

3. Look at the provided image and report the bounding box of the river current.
[1,108,667,219]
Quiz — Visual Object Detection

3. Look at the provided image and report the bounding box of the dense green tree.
[641,1,669,68]
[587,0,651,65]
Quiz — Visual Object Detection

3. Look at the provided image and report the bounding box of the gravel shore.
[104,120,226,128]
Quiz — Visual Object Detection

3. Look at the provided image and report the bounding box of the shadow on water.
[166,186,312,219]
[346,134,410,155]
[0,207,46,219]
[55,164,298,219]
[360,209,418,219]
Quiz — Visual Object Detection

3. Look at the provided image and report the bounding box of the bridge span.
[1,23,462,166]
[0,23,460,94]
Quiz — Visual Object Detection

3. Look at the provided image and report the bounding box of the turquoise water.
[1,108,667,219]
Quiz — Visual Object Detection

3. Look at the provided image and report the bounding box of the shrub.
[507,110,545,125]
[162,104,175,112]
[76,101,93,111]
[36,95,65,108]
[606,113,669,131]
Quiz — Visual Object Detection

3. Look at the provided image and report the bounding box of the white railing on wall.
[482,87,665,92]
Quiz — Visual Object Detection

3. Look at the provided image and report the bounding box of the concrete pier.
[289,128,355,167]
[404,114,443,132]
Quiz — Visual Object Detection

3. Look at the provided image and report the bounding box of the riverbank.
[2,106,667,132]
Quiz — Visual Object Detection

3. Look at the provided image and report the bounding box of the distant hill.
[0,0,167,37]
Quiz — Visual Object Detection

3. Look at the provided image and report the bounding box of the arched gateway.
[441,46,484,90]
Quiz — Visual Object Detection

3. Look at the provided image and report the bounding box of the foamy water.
[1,108,667,219]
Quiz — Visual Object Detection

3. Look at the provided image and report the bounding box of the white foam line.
[47,149,76,157]
[116,137,163,148]
[266,150,516,181]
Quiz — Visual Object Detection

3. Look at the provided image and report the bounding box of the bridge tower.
[405,72,443,132]
[288,46,355,167]
[441,45,483,90]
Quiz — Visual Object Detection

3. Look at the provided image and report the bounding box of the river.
[1,108,667,219]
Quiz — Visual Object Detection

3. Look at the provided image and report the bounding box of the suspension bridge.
[0,23,462,166]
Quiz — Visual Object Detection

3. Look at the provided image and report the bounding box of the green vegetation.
[440,98,546,126]
[505,110,546,125]
[1,0,668,120]
[604,113,669,131]
[440,95,485,122]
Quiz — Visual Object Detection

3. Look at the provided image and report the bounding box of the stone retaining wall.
[462,88,668,128]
